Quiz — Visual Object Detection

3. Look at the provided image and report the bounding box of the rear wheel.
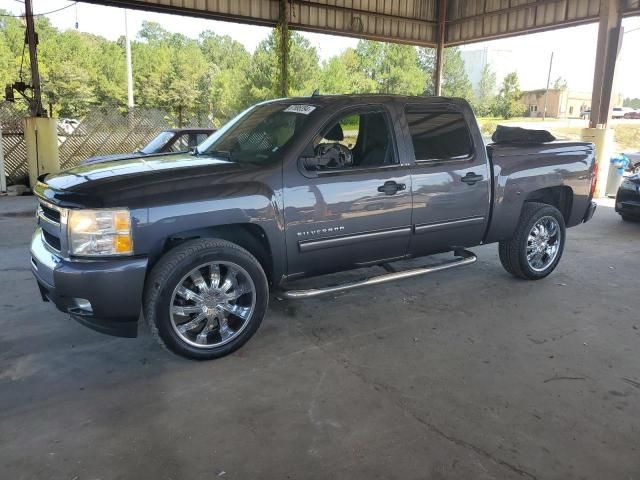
[621,214,640,222]
[499,202,566,280]
[144,238,269,360]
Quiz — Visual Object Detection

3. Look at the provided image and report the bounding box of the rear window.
[405,109,473,161]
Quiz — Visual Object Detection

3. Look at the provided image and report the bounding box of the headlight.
[68,209,133,256]
[620,179,637,191]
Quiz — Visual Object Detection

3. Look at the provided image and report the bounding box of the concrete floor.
[1,196,639,480]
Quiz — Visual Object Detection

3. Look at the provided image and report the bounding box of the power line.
[0,2,77,17]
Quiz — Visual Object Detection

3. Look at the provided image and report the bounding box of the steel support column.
[278,0,290,98]
[24,0,46,117]
[589,0,623,127]
[434,0,446,96]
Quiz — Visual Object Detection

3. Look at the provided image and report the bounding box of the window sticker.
[283,105,316,115]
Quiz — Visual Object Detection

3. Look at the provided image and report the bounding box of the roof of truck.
[261,94,471,108]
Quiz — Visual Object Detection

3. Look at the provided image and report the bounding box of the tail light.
[589,160,598,198]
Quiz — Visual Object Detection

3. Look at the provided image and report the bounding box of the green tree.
[247,30,319,101]
[199,32,252,122]
[493,71,524,119]
[418,46,473,99]
[553,76,568,90]
[356,41,423,94]
[623,97,640,109]
[473,64,496,117]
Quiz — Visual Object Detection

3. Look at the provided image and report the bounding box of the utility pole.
[542,52,553,121]
[125,10,134,109]
[24,0,46,117]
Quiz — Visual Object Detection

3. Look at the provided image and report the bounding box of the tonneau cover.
[491,125,556,144]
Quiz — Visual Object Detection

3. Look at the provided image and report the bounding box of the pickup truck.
[31,95,597,360]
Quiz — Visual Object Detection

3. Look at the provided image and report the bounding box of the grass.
[550,124,640,153]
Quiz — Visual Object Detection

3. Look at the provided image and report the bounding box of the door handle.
[378,181,406,195]
[461,172,484,185]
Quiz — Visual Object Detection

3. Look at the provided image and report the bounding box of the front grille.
[38,202,61,225]
[42,230,61,252]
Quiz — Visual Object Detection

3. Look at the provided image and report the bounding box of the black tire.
[498,242,515,275]
[498,202,566,280]
[621,215,640,222]
[143,238,269,360]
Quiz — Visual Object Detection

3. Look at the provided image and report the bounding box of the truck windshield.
[197,103,317,163]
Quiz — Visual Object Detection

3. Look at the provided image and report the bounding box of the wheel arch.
[154,224,274,284]
[523,186,573,225]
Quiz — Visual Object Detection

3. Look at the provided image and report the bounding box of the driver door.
[283,105,412,279]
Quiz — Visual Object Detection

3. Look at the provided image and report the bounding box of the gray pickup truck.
[31,95,597,360]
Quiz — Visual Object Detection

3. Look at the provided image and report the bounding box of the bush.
[478,119,498,137]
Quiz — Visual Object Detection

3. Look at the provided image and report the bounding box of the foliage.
[472,64,496,117]
[478,118,498,137]
[0,12,477,123]
[247,30,319,101]
[623,97,640,109]
[493,72,525,119]
[553,76,568,90]
[418,47,473,99]
[353,41,424,95]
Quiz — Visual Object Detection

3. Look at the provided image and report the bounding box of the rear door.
[283,104,412,278]
[402,105,491,256]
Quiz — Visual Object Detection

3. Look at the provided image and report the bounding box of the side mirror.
[298,156,318,178]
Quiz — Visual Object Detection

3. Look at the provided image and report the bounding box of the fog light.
[73,298,93,313]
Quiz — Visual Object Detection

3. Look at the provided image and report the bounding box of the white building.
[460,46,514,95]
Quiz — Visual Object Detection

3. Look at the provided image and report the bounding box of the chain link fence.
[1,105,213,185]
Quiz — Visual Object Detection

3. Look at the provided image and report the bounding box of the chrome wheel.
[170,261,256,349]
[526,216,562,272]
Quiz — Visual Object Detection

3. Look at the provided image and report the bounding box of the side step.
[279,249,477,300]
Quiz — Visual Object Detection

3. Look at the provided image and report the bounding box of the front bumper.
[615,186,640,218]
[30,228,148,338]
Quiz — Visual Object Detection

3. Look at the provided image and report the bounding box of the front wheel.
[499,202,566,280]
[143,238,269,360]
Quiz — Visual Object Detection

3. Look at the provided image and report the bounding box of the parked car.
[623,110,640,119]
[81,128,215,165]
[30,95,597,360]
[612,107,634,119]
[57,118,81,135]
[615,173,640,221]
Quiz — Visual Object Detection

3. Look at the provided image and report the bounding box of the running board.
[279,249,477,300]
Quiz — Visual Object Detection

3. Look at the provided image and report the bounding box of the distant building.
[460,46,513,94]
[521,89,623,118]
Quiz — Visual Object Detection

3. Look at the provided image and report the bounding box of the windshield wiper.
[195,149,233,161]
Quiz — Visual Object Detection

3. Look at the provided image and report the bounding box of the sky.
[2,0,640,98]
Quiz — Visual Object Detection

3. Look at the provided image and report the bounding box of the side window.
[305,110,394,172]
[405,109,473,161]
[170,133,190,152]
[318,114,359,149]
[194,133,209,145]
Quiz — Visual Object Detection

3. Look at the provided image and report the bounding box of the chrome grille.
[36,198,65,254]
[39,202,61,225]
[42,230,61,252]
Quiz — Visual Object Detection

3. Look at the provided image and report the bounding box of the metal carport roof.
[79,0,640,47]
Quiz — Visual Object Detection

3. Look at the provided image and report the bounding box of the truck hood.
[39,152,251,208]
[81,151,145,165]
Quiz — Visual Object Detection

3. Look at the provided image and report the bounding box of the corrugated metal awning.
[79,0,640,47]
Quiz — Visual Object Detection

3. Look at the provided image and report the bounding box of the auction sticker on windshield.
[283,105,316,115]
